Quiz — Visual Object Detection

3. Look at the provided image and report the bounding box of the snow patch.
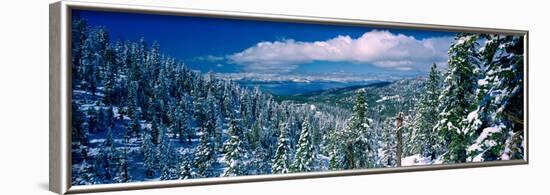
[477,79,489,86]
[401,154,433,166]
[476,127,502,144]
[309,104,317,110]
[467,110,479,122]
[376,95,400,103]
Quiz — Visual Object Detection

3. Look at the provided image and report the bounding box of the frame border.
[49,1,529,194]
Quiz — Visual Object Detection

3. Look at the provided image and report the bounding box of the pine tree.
[75,159,101,185]
[72,101,86,143]
[249,119,262,150]
[107,106,115,129]
[291,118,315,172]
[223,119,248,176]
[179,156,193,179]
[113,147,131,183]
[435,33,481,163]
[127,81,141,137]
[341,89,372,169]
[205,89,223,151]
[79,29,97,95]
[327,127,342,170]
[71,18,88,82]
[141,129,157,178]
[97,107,111,131]
[105,128,114,148]
[104,133,118,181]
[171,98,192,143]
[87,107,99,133]
[182,97,195,144]
[379,118,397,167]
[221,81,235,118]
[409,64,442,160]
[150,118,160,145]
[160,131,180,180]
[102,44,117,105]
[250,146,271,174]
[272,122,290,174]
[95,145,112,182]
[194,126,216,177]
[466,35,525,162]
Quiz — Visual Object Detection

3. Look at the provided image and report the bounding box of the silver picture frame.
[49,1,529,194]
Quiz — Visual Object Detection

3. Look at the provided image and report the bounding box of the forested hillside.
[71,19,525,185]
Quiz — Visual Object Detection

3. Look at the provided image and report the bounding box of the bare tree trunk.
[396,112,403,167]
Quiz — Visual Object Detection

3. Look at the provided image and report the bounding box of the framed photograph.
[49,1,528,194]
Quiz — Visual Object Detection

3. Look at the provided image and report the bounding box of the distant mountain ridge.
[274,78,426,120]
[238,79,392,96]
[293,81,393,97]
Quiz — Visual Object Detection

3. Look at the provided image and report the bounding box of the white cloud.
[228,30,453,72]
[194,55,225,62]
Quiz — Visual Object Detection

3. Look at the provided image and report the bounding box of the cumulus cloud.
[228,30,453,72]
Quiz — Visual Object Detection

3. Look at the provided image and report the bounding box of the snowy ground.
[401,154,443,166]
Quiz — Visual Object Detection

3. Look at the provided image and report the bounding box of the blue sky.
[73,9,456,82]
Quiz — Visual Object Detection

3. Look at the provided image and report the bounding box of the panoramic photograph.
[70,9,525,185]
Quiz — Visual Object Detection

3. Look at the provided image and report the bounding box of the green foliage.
[435,33,481,163]
[291,118,315,172]
[179,157,193,180]
[409,64,442,159]
[194,126,216,178]
[141,130,157,179]
[272,122,290,174]
[113,147,131,183]
[223,119,248,176]
[329,90,377,169]
[466,35,525,161]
